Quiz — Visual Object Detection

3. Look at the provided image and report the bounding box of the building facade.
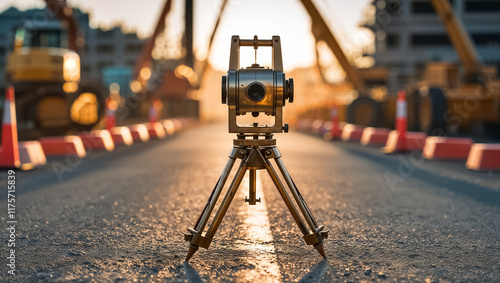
[361,0,500,92]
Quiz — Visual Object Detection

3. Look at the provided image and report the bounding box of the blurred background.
[0,0,499,140]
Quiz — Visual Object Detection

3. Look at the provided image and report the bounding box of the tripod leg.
[185,148,238,261]
[192,148,238,232]
[267,147,327,258]
[205,160,248,238]
[272,148,319,231]
[186,157,248,261]
[264,159,310,236]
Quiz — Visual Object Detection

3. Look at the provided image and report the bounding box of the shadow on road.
[298,259,333,282]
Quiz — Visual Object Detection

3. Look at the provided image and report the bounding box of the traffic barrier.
[423,137,473,160]
[128,124,150,143]
[341,124,365,142]
[361,127,390,146]
[78,130,115,151]
[147,122,167,140]
[384,131,427,153]
[312,119,325,136]
[163,119,176,135]
[40,136,86,157]
[466,144,500,171]
[110,127,134,146]
[0,86,20,169]
[19,141,46,169]
[105,97,118,131]
[171,118,183,133]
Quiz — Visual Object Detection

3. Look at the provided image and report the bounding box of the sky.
[0,0,372,71]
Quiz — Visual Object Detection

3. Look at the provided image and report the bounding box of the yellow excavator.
[5,0,106,138]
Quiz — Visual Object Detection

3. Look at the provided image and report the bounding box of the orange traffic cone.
[105,97,117,131]
[384,90,409,153]
[330,102,340,139]
[149,98,162,124]
[396,90,408,150]
[0,86,20,169]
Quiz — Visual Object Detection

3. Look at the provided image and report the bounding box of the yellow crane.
[417,0,500,135]
[299,0,392,127]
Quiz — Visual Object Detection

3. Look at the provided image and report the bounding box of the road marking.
[234,172,282,282]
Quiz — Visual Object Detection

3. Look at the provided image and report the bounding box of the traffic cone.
[330,102,340,139]
[105,97,117,131]
[396,90,408,151]
[149,98,162,124]
[0,86,20,169]
[384,90,408,153]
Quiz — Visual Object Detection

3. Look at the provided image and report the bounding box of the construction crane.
[299,0,386,127]
[415,0,500,135]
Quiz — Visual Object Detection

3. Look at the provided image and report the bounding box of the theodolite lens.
[246,82,266,102]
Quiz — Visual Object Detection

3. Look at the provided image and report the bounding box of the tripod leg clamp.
[303,225,329,246]
[183,228,213,249]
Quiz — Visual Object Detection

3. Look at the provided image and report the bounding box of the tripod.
[183,133,328,261]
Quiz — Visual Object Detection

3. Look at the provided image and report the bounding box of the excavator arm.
[44,0,80,52]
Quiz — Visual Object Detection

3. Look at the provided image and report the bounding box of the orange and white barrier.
[341,124,365,142]
[385,131,427,153]
[423,137,473,160]
[466,144,500,171]
[128,124,150,143]
[110,127,134,146]
[163,119,176,136]
[361,127,390,146]
[19,141,47,169]
[78,130,115,151]
[40,136,86,157]
[0,87,20,169]
[147,122,167,140]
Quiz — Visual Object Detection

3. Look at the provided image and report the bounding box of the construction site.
[0,0,499,281]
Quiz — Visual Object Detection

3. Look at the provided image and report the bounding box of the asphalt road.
[1,123,500,282]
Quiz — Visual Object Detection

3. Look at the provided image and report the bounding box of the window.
[126,60,136,66]
[472,33,500,46]
[412,0,453,14]
[466,1,500,13]
[125,44,142,53]
[387,34,399,48]
[412,1,435,14]
[411,34,451,46]
[97,30,114,38]
[126,33,138,39]
[96,44,115,54]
